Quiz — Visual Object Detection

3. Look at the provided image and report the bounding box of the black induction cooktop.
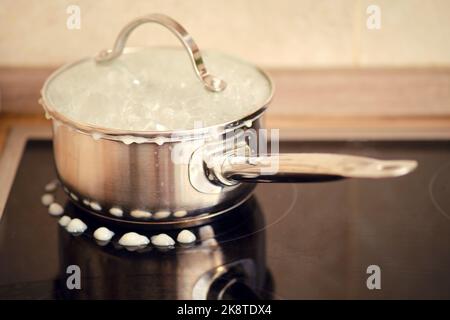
[1,139,450,299]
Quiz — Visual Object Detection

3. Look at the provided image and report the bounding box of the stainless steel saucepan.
[40,14,417,227]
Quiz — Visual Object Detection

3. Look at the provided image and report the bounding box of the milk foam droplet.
[109,207,123,217]
[44,180,58,192]
[118,232,150,247]
[66,218,87,234]
[41,193,54,206]
[151,233,175,247]
[121,136,134,145]
[58,215,72,227]
[173,210,188,218]
[154,137,165,146]
[177,230,196,244]
[90,201,102,211]
[92,132,103,140]
[154,210,171,220]
[48,202,64,216]
[93,227,115,242]
[130,209,152,219]
[133,137,149,144]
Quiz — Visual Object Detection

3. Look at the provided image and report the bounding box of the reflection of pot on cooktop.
[57,197,273,300]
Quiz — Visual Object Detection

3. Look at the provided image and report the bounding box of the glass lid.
[41,14,273,132]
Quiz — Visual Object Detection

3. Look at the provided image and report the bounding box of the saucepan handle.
[213,153,418,185]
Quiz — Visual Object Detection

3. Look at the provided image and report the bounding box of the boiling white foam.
[177,230,196,244]
[41,193,54,206]
[89,201,102,211]
[48,202,64,216]
[44,180,58,192]
[118,232,149,247]
[151,233,175,247]
[66,218,87,234]
[173,210,187,218]
[93,227,115,242]
[58,215,72,227]
[130,209,152,219]
[44,48,271,131]
[153,210,171,220]
[109,207,123,217]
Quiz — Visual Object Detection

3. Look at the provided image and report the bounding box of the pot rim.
[40,47,274,140]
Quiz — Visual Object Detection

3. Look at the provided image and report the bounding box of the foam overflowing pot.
[39,13,417,228]
[44,48,271,132]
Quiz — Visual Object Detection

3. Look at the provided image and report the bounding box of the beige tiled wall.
[358,0,450,66]
[0,0,449,68]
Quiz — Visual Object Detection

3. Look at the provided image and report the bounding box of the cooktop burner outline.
[429,160,450,222]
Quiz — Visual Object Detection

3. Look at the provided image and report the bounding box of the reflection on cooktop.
[429,161,450,221]
[1,140,450,299]
[58,197,273,299]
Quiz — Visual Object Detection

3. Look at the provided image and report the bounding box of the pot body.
[52,118,261,225]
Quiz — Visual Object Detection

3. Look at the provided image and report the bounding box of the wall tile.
[358,0,450,67]
[0,0,355,67]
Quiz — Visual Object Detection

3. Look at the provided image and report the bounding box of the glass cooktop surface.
[1,140,450,299]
